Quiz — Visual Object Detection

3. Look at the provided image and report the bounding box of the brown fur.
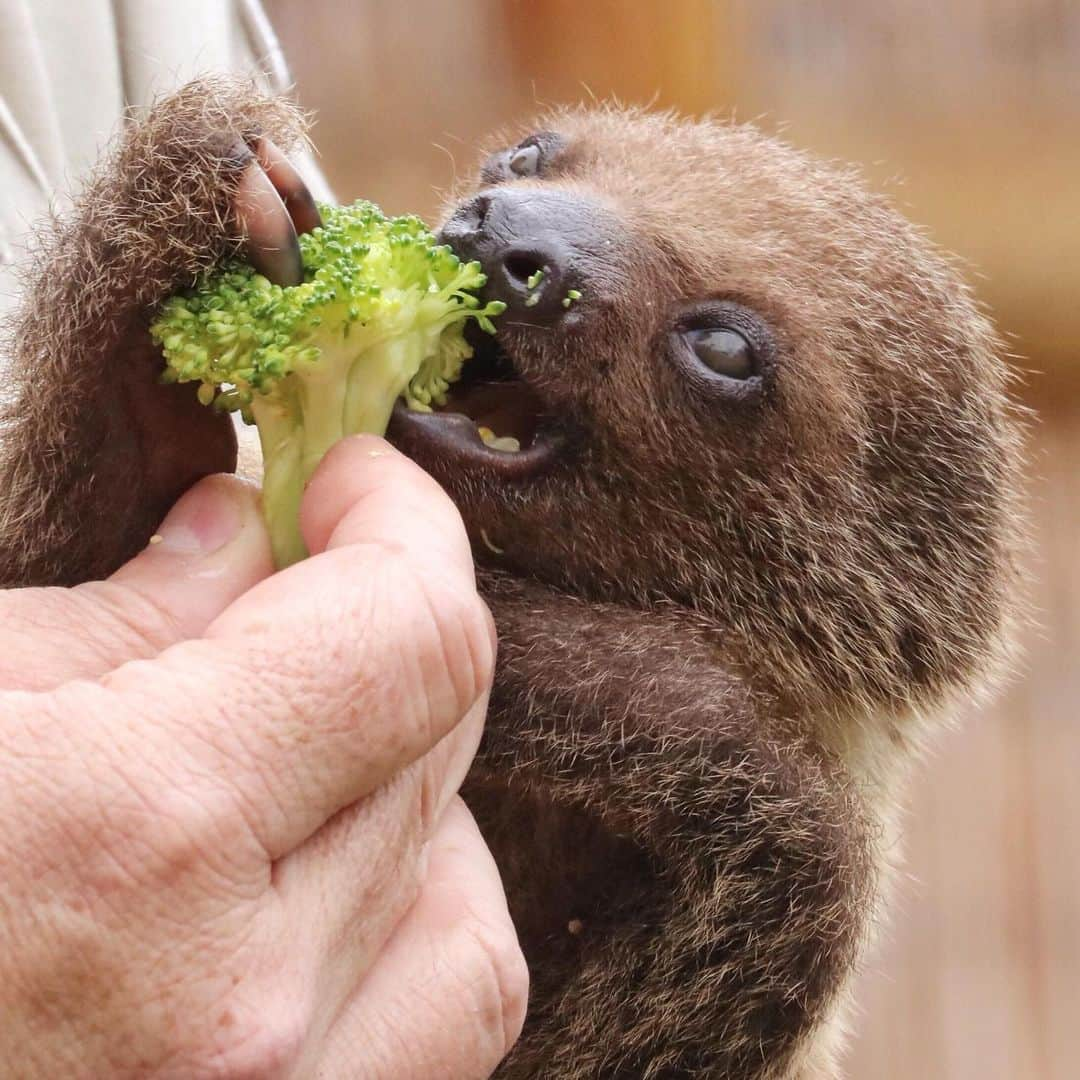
[0,84,1025,1078]
[467,578,874,1078]
[441,107,1025,726]
[0,78,307,586]
[427,107,1025,1076]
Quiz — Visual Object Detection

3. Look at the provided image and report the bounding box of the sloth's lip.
[388,325,566,480]
[388,331,565,482]
[388,399,564,481]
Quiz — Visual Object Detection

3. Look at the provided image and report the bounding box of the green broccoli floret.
[150,200,505,567]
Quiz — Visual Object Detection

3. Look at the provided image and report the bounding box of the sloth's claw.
[233,156,301,287]
[253,137,322,236]
[233,137,320,287]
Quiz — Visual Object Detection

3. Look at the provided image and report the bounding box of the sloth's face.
[389,112,839,585]
[388,109,1017,705]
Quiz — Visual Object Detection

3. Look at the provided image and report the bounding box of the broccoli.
[524,268,545,308]
[151,200,505,567]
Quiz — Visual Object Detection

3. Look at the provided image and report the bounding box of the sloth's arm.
[0,78,308,588]
[470,569,874,1080]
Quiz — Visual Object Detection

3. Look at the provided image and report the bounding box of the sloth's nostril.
[492,243,569,323]
[473,194,490,231]
[503,252,547,288]
[447,195,489,237]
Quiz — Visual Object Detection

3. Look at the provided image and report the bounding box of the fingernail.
[350,433,395,459]
[156,478,244,556]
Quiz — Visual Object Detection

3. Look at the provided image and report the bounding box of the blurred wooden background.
[264,2,1080,1076]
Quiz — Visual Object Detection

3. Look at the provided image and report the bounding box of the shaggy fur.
[0,79,307,586]
[466,578,874,1078]
[0,82,1025,1078]
[421,108,1025,1077]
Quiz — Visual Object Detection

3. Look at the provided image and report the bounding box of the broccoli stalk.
[151,201,504,567]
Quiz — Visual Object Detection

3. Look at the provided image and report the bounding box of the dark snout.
[438,189,603,325]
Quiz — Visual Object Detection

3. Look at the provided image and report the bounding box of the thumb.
[0,475,273,692]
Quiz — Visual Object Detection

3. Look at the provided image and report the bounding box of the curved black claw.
[233,137,321,287]
[254,137,322,236]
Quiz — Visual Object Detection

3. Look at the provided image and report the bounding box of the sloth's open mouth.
[388,328,564,480]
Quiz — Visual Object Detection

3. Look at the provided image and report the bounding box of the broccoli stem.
[252,392,308,568]
[296,359,351,482]
[253,331,439,567]
[343,334,424,436]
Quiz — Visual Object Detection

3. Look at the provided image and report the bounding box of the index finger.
[50,437,494,861]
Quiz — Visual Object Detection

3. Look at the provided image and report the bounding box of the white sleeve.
[0,0,331,330]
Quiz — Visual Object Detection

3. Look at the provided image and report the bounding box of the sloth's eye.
[509,144,541,177]
[669,301,772,401]
[686,327,756,380]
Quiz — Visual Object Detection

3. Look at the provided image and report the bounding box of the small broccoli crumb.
[562,288,582,309]
[524,267,547,307]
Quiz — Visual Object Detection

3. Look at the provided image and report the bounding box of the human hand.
[0,437,527,1077]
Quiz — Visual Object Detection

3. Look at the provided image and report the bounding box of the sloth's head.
[389,107,1025,714]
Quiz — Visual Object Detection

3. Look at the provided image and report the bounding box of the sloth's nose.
[488,241,572,321]
[438,190,585,325]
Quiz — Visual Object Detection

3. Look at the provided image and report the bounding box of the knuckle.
[454,912,530,1058]
[465,595,499,703]
[184,1002,306,1080]
[415,569,497,718]
[134,786,245,883]
[86,787,213,893]
[62,735,251,894]
[331,541,494,736]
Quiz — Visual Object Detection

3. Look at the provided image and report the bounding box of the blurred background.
[263,2,1078,1076]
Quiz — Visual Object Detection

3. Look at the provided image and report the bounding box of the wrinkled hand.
[0,439,527,1077]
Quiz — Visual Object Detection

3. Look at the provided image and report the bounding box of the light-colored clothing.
[0,0,326,322]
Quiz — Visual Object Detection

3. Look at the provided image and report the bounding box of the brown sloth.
[0,80,1025,1078]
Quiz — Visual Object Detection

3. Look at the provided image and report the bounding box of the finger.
[273,695,486,975]
[313,799,528,1080]
[301,435,477,586]
[0,476,272,691]
[253,137,322,236]
[234,157,303,286]
[69,436,495,861]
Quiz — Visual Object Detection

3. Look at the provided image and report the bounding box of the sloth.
[0,80,1025,1078]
